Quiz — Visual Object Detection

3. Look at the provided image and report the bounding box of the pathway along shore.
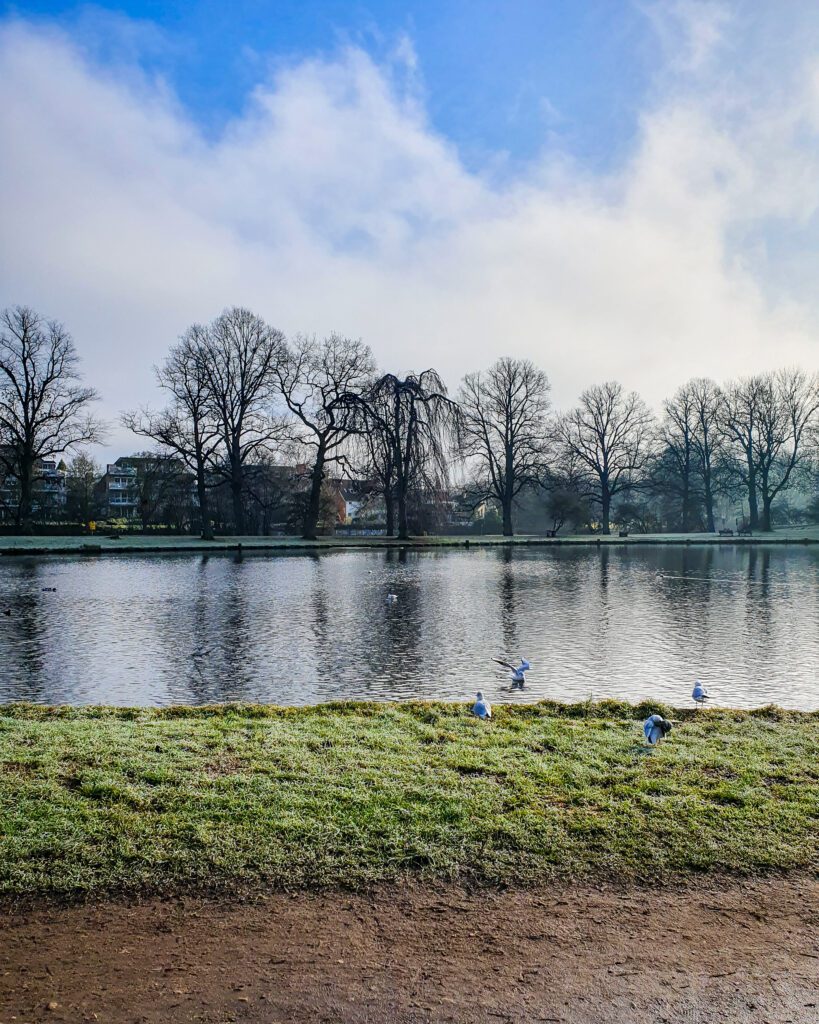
[2,876,817,1024]
[1,528,819,557]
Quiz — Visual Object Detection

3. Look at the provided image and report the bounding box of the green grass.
[0,701,817,899]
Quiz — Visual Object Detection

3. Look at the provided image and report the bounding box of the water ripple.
[0,545,817,709]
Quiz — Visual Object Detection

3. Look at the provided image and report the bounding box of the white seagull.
[692,680,710,707]
[643,714,673,745]
[471,692,492,720]
[493,657,530,687]
[385,593,398,604]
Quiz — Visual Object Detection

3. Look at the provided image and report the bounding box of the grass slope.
[1,701,817,899]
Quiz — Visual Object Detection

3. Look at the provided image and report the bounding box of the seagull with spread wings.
[493,657,530,687]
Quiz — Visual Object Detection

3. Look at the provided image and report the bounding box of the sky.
[1,1,819,462]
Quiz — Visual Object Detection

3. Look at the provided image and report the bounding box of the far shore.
[1,524,819,557]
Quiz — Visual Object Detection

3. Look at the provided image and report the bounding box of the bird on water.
[493,657,530,687]
[471,692,492,720]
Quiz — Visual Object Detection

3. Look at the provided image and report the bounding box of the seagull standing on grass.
[493,657,530,687]
[471,692,492,720]
[692,680,710,707]
[643,714,673,745]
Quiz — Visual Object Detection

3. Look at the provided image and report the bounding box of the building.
[96,461,139,518]
[0,453,67,522]
[95,455,197,524]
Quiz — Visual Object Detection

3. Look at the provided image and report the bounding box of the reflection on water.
[0,545,818,709]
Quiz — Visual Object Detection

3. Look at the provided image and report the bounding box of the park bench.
[718,528,734,537]
[738,526,753,537]
[545,529,557,538]
[618,530,629,538]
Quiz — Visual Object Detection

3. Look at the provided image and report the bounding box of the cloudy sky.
[2,0,819,461]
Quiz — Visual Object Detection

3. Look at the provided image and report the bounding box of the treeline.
[2,304,818,536]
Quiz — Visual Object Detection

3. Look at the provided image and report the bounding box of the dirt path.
[2,876,817,1024]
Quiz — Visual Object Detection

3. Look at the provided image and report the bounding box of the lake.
[0,545,817,709]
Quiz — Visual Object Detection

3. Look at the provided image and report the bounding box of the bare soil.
[2,876,817,1024]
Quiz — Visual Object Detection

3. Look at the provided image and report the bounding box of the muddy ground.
[1,876,817,1023]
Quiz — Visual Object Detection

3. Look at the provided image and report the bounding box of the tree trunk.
[761,496,773,532]
[681,463,692,532]
[196,464,213,540]
[601,483,611,535]
[384,487,395,537]
[746,452,759,529]
[397,482,409,540]
[502,496,513,537]
[18,460,34,534]
[303,447,326,541]
[230,462,244,535]
[704,475,716,533]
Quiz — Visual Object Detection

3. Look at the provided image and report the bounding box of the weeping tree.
[274,334,375,540]
[357,386,398,535]
[0,306,104,532]
[123,326,221,539]
[359,370,459,540]
[457,357,551,536]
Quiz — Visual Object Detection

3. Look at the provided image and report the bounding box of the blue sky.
[2,2,819,460]
[7,0,654,171]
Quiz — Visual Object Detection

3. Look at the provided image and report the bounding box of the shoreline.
[1,529,819,557]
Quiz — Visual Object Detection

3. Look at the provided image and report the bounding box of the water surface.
[0,545,817,708]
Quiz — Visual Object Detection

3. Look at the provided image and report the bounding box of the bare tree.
[0,306,104,531]
[554,381,656,535]
[720,375,764,529]
[656,382,700,532]
[275,334,375,540]
[65,451,100,524]
[688,377,724,533]
[457,357,551,536]
[123,326,221,539]
[359,371,458,540]
[201,307,286,534]
[724,368,814,532]
[124,453,190,532]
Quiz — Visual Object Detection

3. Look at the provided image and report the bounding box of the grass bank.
[1,701,816,900]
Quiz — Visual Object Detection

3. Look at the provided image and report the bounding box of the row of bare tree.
[461,365,819,535]
[2,304,818,536]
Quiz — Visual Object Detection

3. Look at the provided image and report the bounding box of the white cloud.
[1,8,819,462]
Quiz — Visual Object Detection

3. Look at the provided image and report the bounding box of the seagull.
[471,691,492,720]
[643,714,673,745]
[493,657,530,687]
[692,680,710,707]
[385,593,398,604]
